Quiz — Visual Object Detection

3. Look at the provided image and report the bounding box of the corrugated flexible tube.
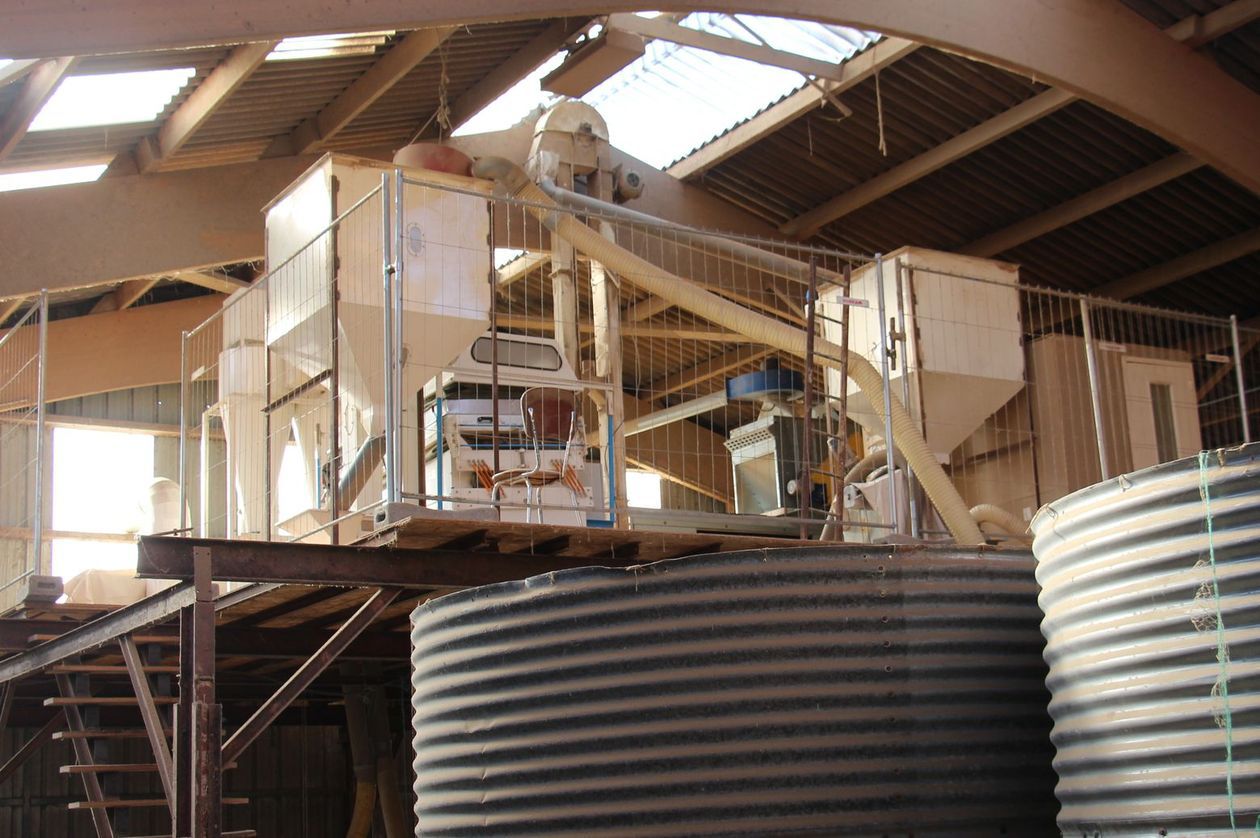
[473,157,985,544]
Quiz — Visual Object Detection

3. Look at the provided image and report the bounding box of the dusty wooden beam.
[0,57,75,162]
[135,41,276,173]
[91,277,159,314]
[0,155,316,296]
[450,19,591,129]
[174,270,249,295]
[265,28,455,157]
[961,153,1204,257]
[667,37,917,181]
[608,13,858,82]
[1095,227,1260,300]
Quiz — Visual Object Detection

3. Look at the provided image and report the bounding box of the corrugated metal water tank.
[410,545,1058,835]
[1032,442,1260,836]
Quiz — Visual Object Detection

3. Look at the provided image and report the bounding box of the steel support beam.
[0,618,412,658]
[0,714,63,785]
[0,583,195,683]
[136,536,650,588]
[221,587,400,765]
[54,674,115,838]
[118,634,175,813]
[190,546,220,838]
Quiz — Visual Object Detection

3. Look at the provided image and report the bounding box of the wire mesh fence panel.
[0,296,46,610]
[172,161,1257,546]
[182,185,387,544]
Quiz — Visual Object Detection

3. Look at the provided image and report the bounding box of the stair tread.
[54,729,161,740]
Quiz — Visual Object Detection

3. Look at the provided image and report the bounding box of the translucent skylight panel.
[268,32,394,61]
[0,163,107,192]
[29,68,195,132]
[451,15,881,169]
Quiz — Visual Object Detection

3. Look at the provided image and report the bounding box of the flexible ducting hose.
[473,157,984,544]
[969,504,1029,540]
[845,449,909,484]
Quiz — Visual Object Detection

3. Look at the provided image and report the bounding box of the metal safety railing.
[0,292,48,611]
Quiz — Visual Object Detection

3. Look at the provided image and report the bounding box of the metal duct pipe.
[624,391,728,437]
[339,434,387,505]
[537,179,846,288]
[475,157,984,544]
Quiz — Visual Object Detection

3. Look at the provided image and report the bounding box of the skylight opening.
[267,31,394,61]
[450,14,879,169]
[0,164,107,193]
[29,68,196,132]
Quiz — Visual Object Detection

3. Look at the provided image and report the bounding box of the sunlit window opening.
[50,427,154,580]
[626,469,663,509]
[0,164,108,193]
[29,68,196,132]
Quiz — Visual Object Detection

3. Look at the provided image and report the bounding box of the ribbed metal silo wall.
[410,545,1058,836]
[1033,443,1260,835]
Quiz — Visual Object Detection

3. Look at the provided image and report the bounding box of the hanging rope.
[1197,450,1240,835]
[875,70,888,157]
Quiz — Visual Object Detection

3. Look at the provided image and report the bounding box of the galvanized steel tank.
[409,545,1058,835]
[1031,443,1260,836]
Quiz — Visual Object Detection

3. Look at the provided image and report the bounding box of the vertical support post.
[488,201,501,476]
[434,397,444,510]
[798,257,818,540]
[591,219,627,529]
[178,329,189,534]
[174,604,193,835]
[329,251,342,544]
[1231,314,1251,443]
[263,280,273,542]
[190,546,221,837]
[381,173,398,505]
[392,169,406,500]
[893,261,920,539]
[1080,299,1111,480]
[873,255,899,533]
[33,290,47,575]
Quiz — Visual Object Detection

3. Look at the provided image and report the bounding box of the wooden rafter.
[1096,227,1260,300]
[961,153,1204,258]
[449,18,591,130]
[265,28,455,157]
[91,277,159,314]
[0,57,74,163]
[135,41,277,173]
[780,6,1257,241]
[667,37,917,181]
[174,270,249,295]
